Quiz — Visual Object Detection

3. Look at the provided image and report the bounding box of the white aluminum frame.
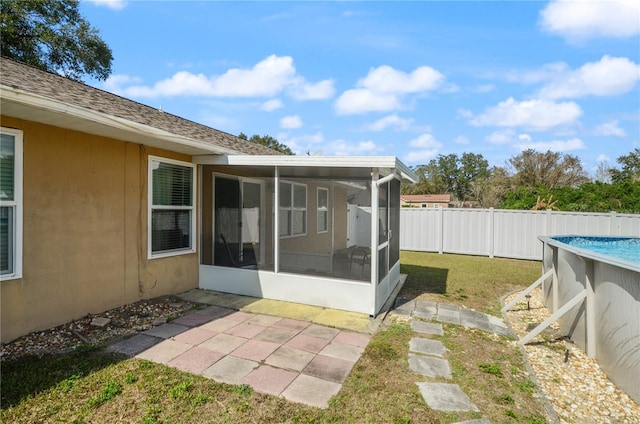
[0,127,23,280]
[147,155,197,259]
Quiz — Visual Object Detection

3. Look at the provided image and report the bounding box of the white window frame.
[0,127,23,280]
[279,180,307,238]
[148,156,196,259]
[317,187,329,234]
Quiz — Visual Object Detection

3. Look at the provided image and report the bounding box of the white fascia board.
[0,85,243,156]
[193,154,419,183]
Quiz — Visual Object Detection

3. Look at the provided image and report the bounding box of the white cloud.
[277,132,325,155]
[537,56,640,99]
[404,133,443,164]
[363,114,414,131]
[103,74,141,94]
[260,99,283,111]
[335,64,445,115]
[485,129,516,145]
[90,0,127,10]
[404,149,440,163]
[595,120,626,137]
[359,65,444,94]
[328,140,381,156]
[518,133,532,142]
[470,97,582,131]
[108,55,333,101]
[280,115,303,129]
[539,0,640,42]
[596,154,611,163]
[409,133,440,149]
[504,62,569,84]
[515,137,586,152]
[335,89,400,115]
[289,79,335,100]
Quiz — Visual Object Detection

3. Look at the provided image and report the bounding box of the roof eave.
[0,85,244,156]
[192,154,419,183]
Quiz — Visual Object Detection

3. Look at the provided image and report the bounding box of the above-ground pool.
[553,236,640,265]
[538,235,640,404]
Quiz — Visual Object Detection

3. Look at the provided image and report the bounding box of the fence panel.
[442,209,491,256]
[399,208,440,252]
[493,210,548,259]
[400,208,640,260]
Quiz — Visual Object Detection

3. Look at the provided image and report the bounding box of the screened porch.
[194,155,417,316]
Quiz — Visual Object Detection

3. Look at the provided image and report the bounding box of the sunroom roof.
[192,154,419,183]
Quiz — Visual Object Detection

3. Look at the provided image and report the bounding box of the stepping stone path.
[391,298,512,424]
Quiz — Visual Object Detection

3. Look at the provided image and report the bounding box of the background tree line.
[402,148,640,213]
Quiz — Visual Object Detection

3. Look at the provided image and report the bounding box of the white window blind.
[149,157,195,257]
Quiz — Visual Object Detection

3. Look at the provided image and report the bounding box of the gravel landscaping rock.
[0,296,195,361]
[504,288,640,424]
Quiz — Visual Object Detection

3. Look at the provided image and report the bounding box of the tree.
[594,161,612,183]
[1,0,112,81]
[402,152,489,205]
[403,161,447,195]
[473,166,511,208]
[609,148,640,183]
[508,149,588,190]
[238,133,294,155]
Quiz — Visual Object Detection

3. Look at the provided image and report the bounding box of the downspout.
[376,173,397,187]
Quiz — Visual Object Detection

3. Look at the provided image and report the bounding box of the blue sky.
[82,0,639,174]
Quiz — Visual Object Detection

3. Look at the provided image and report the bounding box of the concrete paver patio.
[107,297,371,409]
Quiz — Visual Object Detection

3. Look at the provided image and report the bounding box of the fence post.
[438,206,444,254]
[488,207,495,258]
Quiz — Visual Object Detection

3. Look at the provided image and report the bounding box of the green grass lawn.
[1,252,549,424]
[400,251,541,316]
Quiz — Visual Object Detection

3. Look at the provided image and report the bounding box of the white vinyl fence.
[400,208,640,261]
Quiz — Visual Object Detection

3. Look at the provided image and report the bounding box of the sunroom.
[193,155,418,316]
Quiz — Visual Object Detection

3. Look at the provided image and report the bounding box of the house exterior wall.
[0,116,198,342]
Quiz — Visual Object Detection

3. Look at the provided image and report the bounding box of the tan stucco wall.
[1,116,198,342]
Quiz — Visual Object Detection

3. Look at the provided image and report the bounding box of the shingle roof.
[0,57,280,156]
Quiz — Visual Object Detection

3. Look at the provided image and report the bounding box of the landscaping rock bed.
[0,296,195,362]
[504,288,640,424]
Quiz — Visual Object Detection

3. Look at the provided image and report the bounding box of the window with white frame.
[0,128,22,279]
[148,157,195,258]
[317,187,328,233]
[279,181,306,237]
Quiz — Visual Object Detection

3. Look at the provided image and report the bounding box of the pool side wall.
[540,237,640,404]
